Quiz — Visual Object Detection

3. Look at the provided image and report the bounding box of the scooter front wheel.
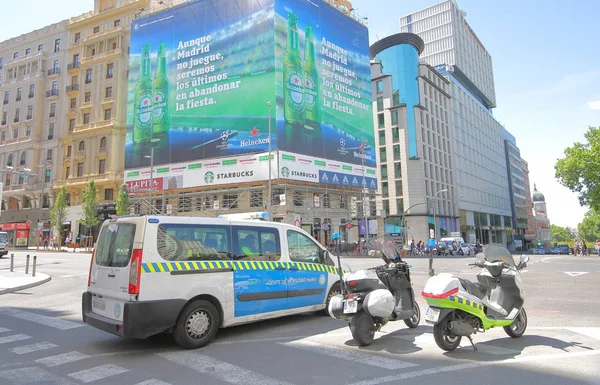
[350,311,375,346]
[403,301,421,328]
[504,307,527,338]
[433,318,462,351]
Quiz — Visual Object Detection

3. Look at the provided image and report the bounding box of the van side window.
[157,224,231,261]
[287,230,322,264]
[96,223,136,267]
[233,226,281,261]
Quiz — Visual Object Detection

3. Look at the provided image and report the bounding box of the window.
[93,26,100,34]
[98,159,106,174]
[14,108,20,122]
[25,48,31,56]
[84,92,91,103]
[380,164,388,180]
[391,110,399,125]
[74,32,81,43]
[223,194,238,209]
[3,91,9,104]
[54,38,61,53]
[85,69,92,84]
[13,52,19,59]
[77,162,84,177]
[13,128,18,139]
[393,145,401,161]
[377,113,385,128]
[106,63,113,78]
[157,223,232,261]
[396,198,404,214]
[16,87,22,101]
[392,127,399,143]
[1,111,6,125]
[19,151,26,166]
[287,230,324,264]
[28,84,34,98]
[78,141,85,151]
[38,44,43,51]
[250,190,263,208]
[46,149,53,161]
[0,131,5,141]
[18,174,24,185]
[105,86,112,98]
[95,223,136,267]
[395,180,403,196]
[394,162,402,178]
[53,59,60,71]
[104,188,114,200]
[26,105,33,120]
[65,166,70,178]
[377,97,383,112]
[104,108,112,120]
[83,113,90,124]
[382,182,389,198]
[44,169,51,183]
[7,154,13,166]
[234,226,281,261]
[100,137,107,149]
[114,19,121,27]
[66,146,72,157]
[52,80,58,91]
[69,119,75,132]
[70,98,76,109]
[48,123,54,139]
[376,80,383,94]
[73,54,79,64]
[25,126,31,136]
[0,57,3,69]
[49,102,56,117]
[380,148,387,162]
[378,130,386,145]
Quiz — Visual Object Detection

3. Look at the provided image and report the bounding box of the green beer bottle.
[283,12,304,126]
[133,43,153,144]
[152,43,169,138]
[303,25,320,126]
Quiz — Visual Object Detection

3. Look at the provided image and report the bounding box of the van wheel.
[322,283,341,316]
[172,300,220,349]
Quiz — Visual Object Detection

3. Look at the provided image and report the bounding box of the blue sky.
[1,0,596,228]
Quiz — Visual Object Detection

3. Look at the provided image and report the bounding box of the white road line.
[0,308,83,330]
[0,334,32,345]
[36,351,90,367]
[68,364,129,383]
[158,351,295,385]
[567,327,600,340]
[282,340,418,370]
[346,348,600,385]
[10,341,58,355]
[0,366,79,385]
[0,327,11,333]
[60,275,76,278]
[134,380,173,385]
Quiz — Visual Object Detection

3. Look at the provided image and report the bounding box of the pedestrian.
[582,242,588,257]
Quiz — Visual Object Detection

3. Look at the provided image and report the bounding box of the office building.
[370,33,457,243]
[503,129,528,250]
[532,185,552,250]
[522,159,536,249]
[0,21,69,246]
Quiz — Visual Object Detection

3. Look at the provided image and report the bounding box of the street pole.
[361,140,368,247]
[267,101,272,221]
[430,188,448,276]
[36,163,46,251]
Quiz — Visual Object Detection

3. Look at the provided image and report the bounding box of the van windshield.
[95,223,136,267]
[0,233,7,243]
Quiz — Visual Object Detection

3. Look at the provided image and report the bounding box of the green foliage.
[50,186,68,246]
[578,210,600,243]
[79,180,100,234]
[116,184,131,216]
[550,224,571,243]
[555,126,600,211]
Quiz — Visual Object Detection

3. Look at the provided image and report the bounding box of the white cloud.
[586,100,600,110]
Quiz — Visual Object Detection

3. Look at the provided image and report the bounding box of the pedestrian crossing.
[1,310,600,385]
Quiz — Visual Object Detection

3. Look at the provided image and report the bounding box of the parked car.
[533,248,545,255]
[558,244,570,254]
[550,247,561,254]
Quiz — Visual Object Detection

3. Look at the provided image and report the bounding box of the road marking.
[158,351,295,385]
[10,341,58,355]
[346,348,600,385]
[282,339,418,370]
[134,380,173,385]
[0,308,83,330]
[0,327,11,333]
[60,275,76,278]
[0,334,32,345]
[564,271,589,277]
[567,328,600,340]
[68,364,129,383]
[0,366,79,384]
[36,351,90,367]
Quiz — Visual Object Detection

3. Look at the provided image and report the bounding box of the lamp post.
[267,101,272,221]
[360,140,369,245]
[36,161,51,251]
[400,201,428,245]
[143,138,161,214]
[430,188,448,276]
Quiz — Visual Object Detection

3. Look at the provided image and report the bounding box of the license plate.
[92,297,105,311]
[343,300,358,314]
[425,307,440,322]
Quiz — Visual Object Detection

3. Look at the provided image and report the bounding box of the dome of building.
[532,184,545,202]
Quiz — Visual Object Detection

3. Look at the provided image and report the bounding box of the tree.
[79,181,100,247]
[50,186,68,249]
[578,210,600,243]
[550,224,571,244]
[555,126,600,211]
[116,184,131,216]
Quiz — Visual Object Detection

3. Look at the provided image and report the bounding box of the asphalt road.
[0,251,599,385]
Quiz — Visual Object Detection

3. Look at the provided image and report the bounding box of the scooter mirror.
[520,254,530,264]
[368,249,377,257]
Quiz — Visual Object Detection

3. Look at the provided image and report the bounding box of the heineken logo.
[240,137,269,147]
[250,127,259,137]
[204,171,215,184]
[281,167,290,178]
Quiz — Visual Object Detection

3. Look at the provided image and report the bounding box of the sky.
[0,0,597,228]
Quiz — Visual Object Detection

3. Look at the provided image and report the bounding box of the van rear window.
[95,223,136,267]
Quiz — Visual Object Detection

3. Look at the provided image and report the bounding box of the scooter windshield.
[481,244,516,266]
[369,233,400,261]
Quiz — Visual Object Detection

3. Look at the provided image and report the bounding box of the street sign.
[331,232,340,240]
[345,223,353,230]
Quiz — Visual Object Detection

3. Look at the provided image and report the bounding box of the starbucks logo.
[281,167,290,178]
[204,171,215,184]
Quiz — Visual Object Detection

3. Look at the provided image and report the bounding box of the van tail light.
[87,249,95,287]
[128,249,143,295]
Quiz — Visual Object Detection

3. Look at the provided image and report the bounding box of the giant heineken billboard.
[125,0,375,189]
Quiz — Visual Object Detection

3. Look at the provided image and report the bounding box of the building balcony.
[28,92,34,99]
[2,100,7,105]
[101,97,113,106]
[66,84,79,95]
[47,68,60,77]
[74,119,114,133]
[49,112,56,118]
[13,117,20,123]
[81,48,123,65]
[25,115,32,121]
[4,51,46,68]
[67,62,80,72]
[84,26,124,42]
[1,120,7,126]
[46,89,59,98]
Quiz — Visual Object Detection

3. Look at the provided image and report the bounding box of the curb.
[0,275,52,295]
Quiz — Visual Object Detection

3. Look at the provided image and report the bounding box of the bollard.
[10,253,14,272]
[25,254,30,275]
[428,257,434,277]
[32,255,37,277]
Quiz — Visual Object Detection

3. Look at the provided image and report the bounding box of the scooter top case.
[422,273,486,312]
[345,269,387,293]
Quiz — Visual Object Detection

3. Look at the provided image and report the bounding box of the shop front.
[0,222,32,248]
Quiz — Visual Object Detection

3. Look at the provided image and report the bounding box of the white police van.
[82,215,346,349]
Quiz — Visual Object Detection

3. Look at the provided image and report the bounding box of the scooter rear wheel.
[403,301,421,328]
[504,308,527,338]
[433,318,462,351]
[350,311,375,346]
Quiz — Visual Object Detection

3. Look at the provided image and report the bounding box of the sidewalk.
[0,270,51,295]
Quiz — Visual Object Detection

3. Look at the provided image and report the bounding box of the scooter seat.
[458,278,487,300]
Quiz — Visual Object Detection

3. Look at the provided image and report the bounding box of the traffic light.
[537,241,542,247]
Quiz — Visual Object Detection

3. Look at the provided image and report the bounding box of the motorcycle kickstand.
[466,335,478,351]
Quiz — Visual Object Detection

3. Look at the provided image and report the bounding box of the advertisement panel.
[125,0,276,170]
[274,0,374,167]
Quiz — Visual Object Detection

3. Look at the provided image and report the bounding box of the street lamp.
[36,161,51,251]
[400,201,428,245]
[143,138,161,213]
[360,140,369,244]
[430,188,448,276]
[267,101,272,221]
